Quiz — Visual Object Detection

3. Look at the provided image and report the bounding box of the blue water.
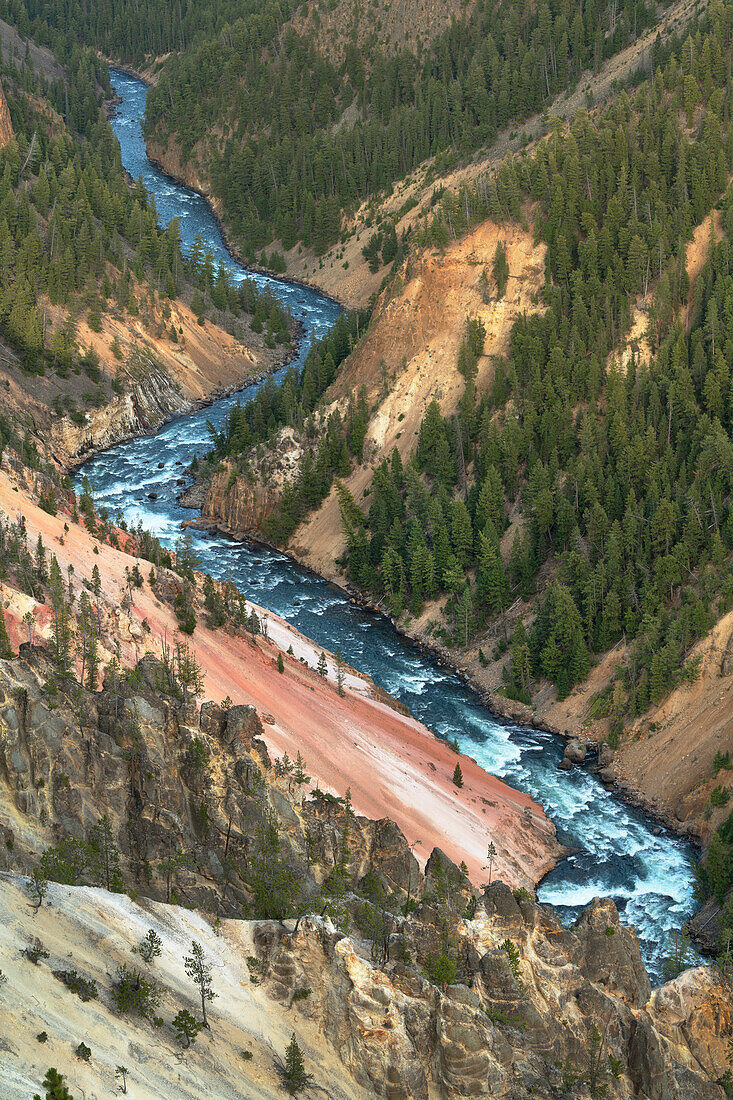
[77,69,700,980]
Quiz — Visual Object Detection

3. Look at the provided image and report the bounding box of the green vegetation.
[135,928,163,964]
[113,963,162,1018]
[183,941,216,1029]
[7,0,664,260]
[0,32,291,413]
[39,815,124,892]
[208,309,369,543]
[334,8,733,723]
[55,969,98,1002]
[33,1068,74,1100]
[172,1008,203,1048]
[276,1034,314,1095]
[661,926,693,979]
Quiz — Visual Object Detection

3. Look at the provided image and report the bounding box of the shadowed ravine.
[76,68,699,982]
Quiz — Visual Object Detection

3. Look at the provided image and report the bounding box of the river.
[76,68,700,981]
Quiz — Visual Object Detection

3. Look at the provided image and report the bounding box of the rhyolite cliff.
[0,646,730,1098]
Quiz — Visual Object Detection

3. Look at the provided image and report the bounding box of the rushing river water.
[76,69,701,980]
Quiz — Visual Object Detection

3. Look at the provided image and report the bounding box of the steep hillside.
[0,34,293,468]
[0,465,561,887]
[138,0,667,293]
[282,0,705,308]
[1,877,730,1099]
[294,219,544,580]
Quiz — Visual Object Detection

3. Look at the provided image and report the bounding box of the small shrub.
[36,1031,48,1043]
[186,739,209,773]
[25,939,50,965]
[75,1041,92,1061]
[710,786,730,808]
[172,1008,203,1048]
[499,939,522,982]
[713,750,732,776]
[246,955,267,986]
[113,964,161,1018]
[55,969,98,1002]
[424,952,457,987]
[135,929,163,964]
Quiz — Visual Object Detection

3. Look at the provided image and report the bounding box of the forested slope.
[0,0,674,272]
[198,1,733,917]
[0,30,293,466]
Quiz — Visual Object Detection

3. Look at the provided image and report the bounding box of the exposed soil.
[291,218,545,580]
[0,468,562,889]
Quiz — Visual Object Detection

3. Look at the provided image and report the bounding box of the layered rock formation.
[200,459,281,538]
[48,360,190,466]
[0,871,729,1098]
[0,647,729,1097]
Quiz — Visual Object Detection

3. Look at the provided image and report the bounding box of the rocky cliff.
[48,361,191,466]
[0,79,13,147]
[0,648,729,1099]
[0,874,729,1099]
[200,460,281,538]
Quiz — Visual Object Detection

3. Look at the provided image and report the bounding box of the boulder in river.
[559,739,587,769]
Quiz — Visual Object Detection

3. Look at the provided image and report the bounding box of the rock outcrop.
[0,649,421,913]
[48,362,190,465]
[0,79,12,147]
[201,460,280,538]
[250,889,730,1099]
[0,648,729,1098]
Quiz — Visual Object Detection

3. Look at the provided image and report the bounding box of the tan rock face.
[202,461,280,537]
[253,888,730,1099]
[0,81,12,148]
[49,362,190,466]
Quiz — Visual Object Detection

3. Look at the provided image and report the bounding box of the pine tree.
[87,814,123,892]
[457,584,475,647]
[183,941,217,1029]
[492,240,509,297]
[0,604,13,659]
[277,1034,314,1095]
[248,810,301,921]
[293,751,310,788]
[452,763,464,788]
[33,1068,74,1100]
[277,651,285,673]
[172,1008,203,1048]
[510,620,531,698]
[484,841,497,886]
[336,647,346,696]
[317,651,328,678]
[48,555,72,678]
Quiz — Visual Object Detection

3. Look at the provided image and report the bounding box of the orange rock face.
[0,83,12,148]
